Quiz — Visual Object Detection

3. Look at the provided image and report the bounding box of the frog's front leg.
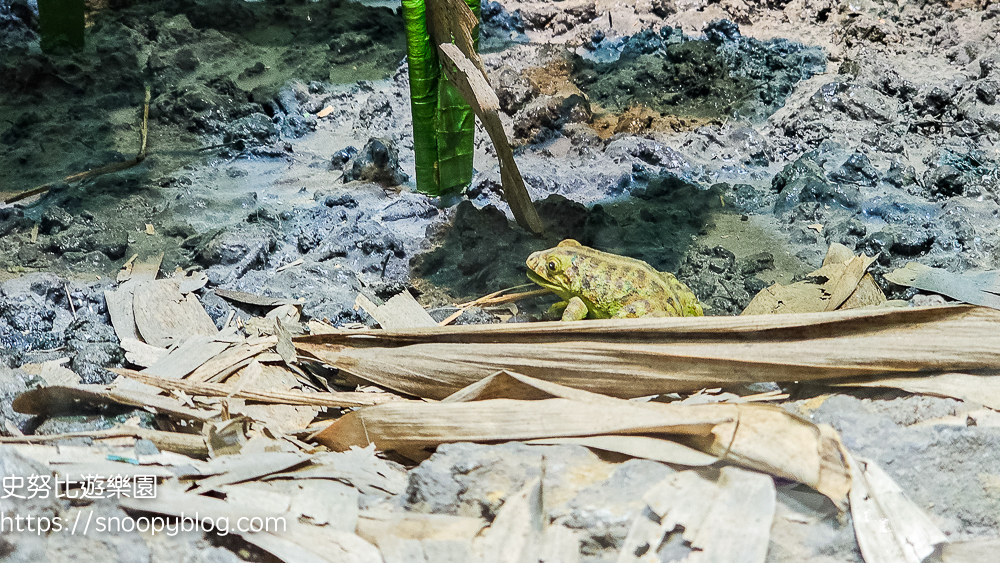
[561,296,589,321]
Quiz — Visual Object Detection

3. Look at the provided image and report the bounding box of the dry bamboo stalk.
[297,305,1000,399]
[0,426,208,458]
[112,368,404,407]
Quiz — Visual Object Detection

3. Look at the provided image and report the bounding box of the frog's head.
[526,239,582,296]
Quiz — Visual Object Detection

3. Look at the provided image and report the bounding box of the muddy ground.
[1,0,1000,560]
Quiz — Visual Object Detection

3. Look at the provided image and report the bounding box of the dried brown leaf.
[133,279,217,347]
[849,455,946,563]
[313,374,850,506]
[297,305,1000,400]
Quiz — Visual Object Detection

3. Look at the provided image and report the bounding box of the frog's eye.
[547,261,557,271]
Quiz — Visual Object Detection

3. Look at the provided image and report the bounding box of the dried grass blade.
[524,435,718,467]
[689,404,851,509]
[296,304,976,345]
[112,368,404,408]
[312,398,725,451]
[298,306,1000,400]
[830,372,1000,410]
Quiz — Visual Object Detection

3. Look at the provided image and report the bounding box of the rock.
[807,394,1000,539]
[808,82,898,123]
[883,159,916,187]
[824,218,867,249]
[39,206,73,234]
[605,138,690,170]
[0,448,65,562]
[356,92,394,132]
[46,503,153,562]
[197,223,278,285]
[677,245,752,315]
[0,365,32,433]
[480,0,527,48]
[828,152,880,187]
[739,251,775,276]
[258,261,368,325]
[727,127,771,165]
[224,113,279,146]
[651,0,677,17]
[1,295,56,333]
[721,183,772,213]
[977,79,999,105]
[323,192,358,209]
[772,154,862,214]
[554,459,676,559]
[0,207,32,237]
[912,85,956,115]
[330,146,358,170]
[492,65,536,115]
[63,250,117,274]
[65,317,123,385]
[704,19,741,43]
[342,137,408,186]
[405,441,682,559]
[924,164,965,197]
[329,32,375,63]
[513,93,592,141]
[887,224,934,256]
[45,221,128,261]
[857,230,894,259]
[197,222,277,267]
[411,201,534,299]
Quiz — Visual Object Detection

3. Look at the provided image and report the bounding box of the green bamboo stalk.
[37,0,85,53]
[402,0,480,196]
[402,0,440,194]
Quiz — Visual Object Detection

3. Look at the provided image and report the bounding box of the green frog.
[526,239,704,320]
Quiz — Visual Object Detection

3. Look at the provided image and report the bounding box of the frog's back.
[567,245,702,318]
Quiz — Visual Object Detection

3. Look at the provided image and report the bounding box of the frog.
[526,239,704,321]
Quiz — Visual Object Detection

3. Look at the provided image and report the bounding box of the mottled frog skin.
[526,239,704,320]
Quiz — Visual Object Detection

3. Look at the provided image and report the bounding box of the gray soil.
[2,0,1000,560]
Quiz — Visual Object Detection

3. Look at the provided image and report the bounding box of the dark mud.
[574,20,827,120]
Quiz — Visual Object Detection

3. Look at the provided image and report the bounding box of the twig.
[454,283,535,308]
[64,283,76,318]
[739,391,790,403]
[439,286,553,326]
[438,308,467,327]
